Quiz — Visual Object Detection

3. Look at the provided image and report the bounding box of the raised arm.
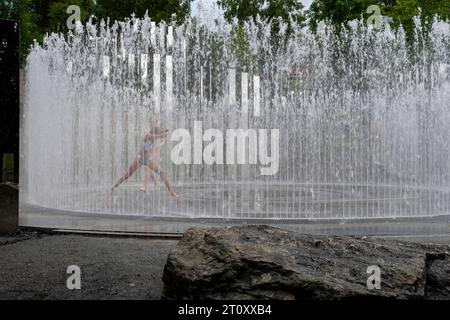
[143,128,169,139]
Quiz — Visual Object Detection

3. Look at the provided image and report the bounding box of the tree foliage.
[47,0,94,32]
[1,0,449,65]
[94,0,191,24]
[0,0,192,65]
[307,0,450,34]
[308,0,379,29]
[217,0,305,24]
[0,0,40,63]
[386,0,450,33]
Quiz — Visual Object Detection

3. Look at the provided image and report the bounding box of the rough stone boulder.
[162,225,450,300]
[0,183,18,234]
[426,253,450,299]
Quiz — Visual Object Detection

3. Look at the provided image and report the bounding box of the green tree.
[1,0,97,63]
[28,0,94,35]
[386,0,450,34]
[0,0,40,63]
[308,0,450,33]
[47,0,94,32]
[94,0,191,24]
[217,0,306,65]
[217,0,305,24]
[307,0,383,30]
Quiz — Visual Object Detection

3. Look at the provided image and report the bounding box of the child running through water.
[109,117,178,197]
[139,132,164,192]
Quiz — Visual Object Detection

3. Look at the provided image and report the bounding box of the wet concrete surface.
[2,203,448,299]
[20,202,450,236]
[0,229,177,299]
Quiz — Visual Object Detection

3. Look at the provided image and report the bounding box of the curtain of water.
[22,16,450,219]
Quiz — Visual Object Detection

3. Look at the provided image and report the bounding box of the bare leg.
[140,167,149,192]
[110,159,140,194]
[150,170,158,190]
[149,140,162,191]
[147,161,178,197]
[140,166,157,192]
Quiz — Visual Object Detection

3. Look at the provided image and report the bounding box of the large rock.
[0,183,18,234]
[426,253,450,300]
[162,225,450,300]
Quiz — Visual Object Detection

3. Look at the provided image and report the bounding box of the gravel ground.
[0,229,448,300]
[0,230,177,300]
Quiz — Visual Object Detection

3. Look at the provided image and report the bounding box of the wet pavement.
[20,202,450,237]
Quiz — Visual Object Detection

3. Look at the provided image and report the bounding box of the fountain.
[21,15,450,221]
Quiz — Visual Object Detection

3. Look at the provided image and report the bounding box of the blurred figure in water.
[109,117,178,197]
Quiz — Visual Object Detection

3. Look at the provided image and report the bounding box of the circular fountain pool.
[22,182,450,220]
[21,17,450,224]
